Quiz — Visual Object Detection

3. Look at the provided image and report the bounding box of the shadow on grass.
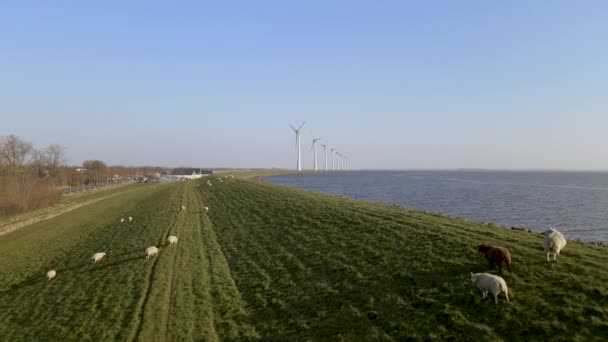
[2,253,149,295]
[83,255,145,272]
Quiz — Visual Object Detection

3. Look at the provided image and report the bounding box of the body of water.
[266,170,608,242]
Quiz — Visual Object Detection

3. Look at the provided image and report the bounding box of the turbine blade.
[298,121,306,130]
[289,124,296,131]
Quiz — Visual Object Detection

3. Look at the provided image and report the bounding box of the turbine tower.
[311,138,321,171]
[336,152,340,171]
[289,122,306,171]
[334,151,339,171]
[330,148,335,171]
[321,144,328,171]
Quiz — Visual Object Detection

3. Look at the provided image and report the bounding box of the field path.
[132,181,256,341]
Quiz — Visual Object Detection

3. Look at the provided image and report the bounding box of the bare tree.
[83,160,107,185]
[45,144,66,186]
[30,149,48,181]
[0,135,33,178]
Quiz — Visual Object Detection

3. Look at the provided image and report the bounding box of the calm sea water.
[266,170,608,242]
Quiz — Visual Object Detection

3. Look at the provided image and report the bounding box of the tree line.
[0,134,167,216]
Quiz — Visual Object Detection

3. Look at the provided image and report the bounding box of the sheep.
[145,246,159,259]
[470,272,510,304]
[47,270,57,280]
[181,205,186,211]
[204,206,209,212]
[478,244,511,274]
[544,227,567,262]
[120,218,125,223]
[167,235,178,246]
[92,252,106,263]
[129,216,133,222]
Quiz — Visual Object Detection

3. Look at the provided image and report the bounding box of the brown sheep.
[477,244,511,274]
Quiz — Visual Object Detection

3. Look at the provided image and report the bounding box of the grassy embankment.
[0,174,607,340]
[0,181,138,236]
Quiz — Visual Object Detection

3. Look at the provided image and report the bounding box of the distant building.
[171,168,213,180]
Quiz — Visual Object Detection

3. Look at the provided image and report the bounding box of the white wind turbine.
[334,151,339,171]
[330,148,336,171]
[343,153,348,171]
[289,122,306,171]
[310,138,321,171]
[321,144,328,171]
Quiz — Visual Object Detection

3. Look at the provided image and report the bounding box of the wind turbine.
[289,122,306,171]
[321,144,328,171]
[310,138,321,171]
[334,151,339,171]
[343,153,348,171]
[330,148,335,171]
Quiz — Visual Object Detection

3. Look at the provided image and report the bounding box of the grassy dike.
[205,175,608,341]
[0,175,607,340]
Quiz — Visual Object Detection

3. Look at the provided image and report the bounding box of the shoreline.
[258,171,608,246]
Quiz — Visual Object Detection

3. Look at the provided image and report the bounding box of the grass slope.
[201,177,608,341]
[0,181,257,341]
[1,176,607,341]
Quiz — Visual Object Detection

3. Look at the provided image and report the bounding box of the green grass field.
[1,176,607,340]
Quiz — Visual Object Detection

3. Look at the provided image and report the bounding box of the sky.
[1,1,607,170]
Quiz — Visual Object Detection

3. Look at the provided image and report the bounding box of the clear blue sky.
[1,1,607,170]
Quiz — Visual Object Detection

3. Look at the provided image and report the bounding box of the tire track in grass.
[195,179,258,340]
[129,183,185,342]
[164,182,218,341]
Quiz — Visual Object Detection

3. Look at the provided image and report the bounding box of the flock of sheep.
[471,227,567,304]
[44,175,228,281]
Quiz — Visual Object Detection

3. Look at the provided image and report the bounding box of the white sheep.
[470,272,509,304]
[204,206,209,212]
[167,235,178,246]
[544,227,567,262]
[129,216,133,222]
[181,205,186,211]
[92,252,106,263]
[120,218,125,223]
[47,270,57,280]
[145,246,159,259]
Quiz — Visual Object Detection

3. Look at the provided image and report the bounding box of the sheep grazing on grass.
[120,218,125,223]
[204,206,209,212]
[168,235,178,246]
[145,246,159,259]
[478,244,512,274]
[470,272,510,304]
[47,270,56,280]
[129,216,133,222]
[544,227,567,262]
[181,205,186,211]
[92,252,106,263]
